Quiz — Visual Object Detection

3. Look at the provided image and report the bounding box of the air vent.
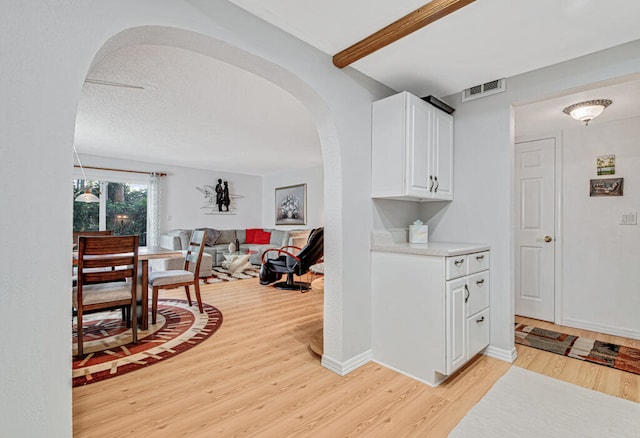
[461,78,506,102]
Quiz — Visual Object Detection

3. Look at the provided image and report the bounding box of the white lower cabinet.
[372,248,490,386]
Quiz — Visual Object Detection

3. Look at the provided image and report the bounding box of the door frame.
[513,132,563,324]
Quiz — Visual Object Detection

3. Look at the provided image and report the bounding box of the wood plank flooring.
[72,280,639,437]
[514,315,640,403]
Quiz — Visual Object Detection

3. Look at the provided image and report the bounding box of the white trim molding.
[562,318,640,341]
[321,350,372,376]
[484,345,518,363]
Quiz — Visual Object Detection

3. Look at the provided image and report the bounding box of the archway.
[82,25,343,363]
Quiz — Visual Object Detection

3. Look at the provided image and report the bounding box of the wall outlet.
[620,211,637,225]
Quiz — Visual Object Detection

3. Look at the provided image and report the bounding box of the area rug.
[72,299,222,387]
[204,265,261,283]
[515,323,640,375]
[450,366,640,437]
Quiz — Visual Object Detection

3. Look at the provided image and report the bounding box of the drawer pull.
[454,259,464,266]
[476,255,485,261]
[476,316,485,323]
[429,175,434,192]
[464,284,470,303]
[476,279,485,285]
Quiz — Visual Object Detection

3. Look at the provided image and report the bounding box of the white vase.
[228,242,236,253]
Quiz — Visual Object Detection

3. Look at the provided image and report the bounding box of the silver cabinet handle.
[454,259,464,266]
[476,255,484,261]
[476,316,485,323]
[464,284,470,303]
[434,176,439,193]
[429,175,434,192]
[476,279,485,285]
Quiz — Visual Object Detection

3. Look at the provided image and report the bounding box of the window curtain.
[147,172,163,247]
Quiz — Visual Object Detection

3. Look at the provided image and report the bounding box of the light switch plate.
[620,211,638,225]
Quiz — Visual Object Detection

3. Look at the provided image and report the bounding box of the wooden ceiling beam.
[333,0,476,68]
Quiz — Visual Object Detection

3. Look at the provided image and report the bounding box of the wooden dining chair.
[73,235,139,357]
[148,230,206,324]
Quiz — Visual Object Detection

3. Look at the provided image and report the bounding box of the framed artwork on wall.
[590,178,623,197]
[275,183,306,225]
[596,154,615,175]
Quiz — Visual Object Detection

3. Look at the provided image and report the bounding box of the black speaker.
[421,95,455,114]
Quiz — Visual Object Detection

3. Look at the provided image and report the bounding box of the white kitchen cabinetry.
[372,245,490,386]
[371,91,453,201]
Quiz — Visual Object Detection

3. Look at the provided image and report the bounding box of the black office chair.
[259,227,324,292]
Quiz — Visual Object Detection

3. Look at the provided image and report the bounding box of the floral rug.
[515,324,640,375]
[73,299,223,387]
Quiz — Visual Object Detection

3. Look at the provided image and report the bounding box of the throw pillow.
[254,229,271,244]
[216,229,236,245]
[196,228,221,246]
[245,228,261,244]
[269,229,286,246]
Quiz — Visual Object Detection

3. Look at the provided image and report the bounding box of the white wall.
[561,117,640,337]
[418,40,640,359]
[1,1,391,435]
[262,165,324,229]
[78,154,263,231]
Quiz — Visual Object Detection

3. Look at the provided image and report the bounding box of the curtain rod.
[74,165,166,177]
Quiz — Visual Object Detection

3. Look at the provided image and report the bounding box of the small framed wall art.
[596,154,615,175]
[590,177,623,197]
[275,183,306,225]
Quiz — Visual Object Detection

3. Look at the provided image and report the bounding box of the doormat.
[73,299,222,387]
[515,324,640,375]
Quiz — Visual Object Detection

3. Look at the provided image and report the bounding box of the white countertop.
[370,229,489,257]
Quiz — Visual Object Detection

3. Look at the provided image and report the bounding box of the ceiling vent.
[461,78,506,102]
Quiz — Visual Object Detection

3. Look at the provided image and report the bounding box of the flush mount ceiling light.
[563,99,612,126]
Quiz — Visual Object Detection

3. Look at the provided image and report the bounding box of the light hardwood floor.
[73,279,639,437]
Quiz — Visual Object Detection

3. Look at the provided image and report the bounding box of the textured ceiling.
[75,45,321,176]
[74,1,640,175]
[228,0,640,97]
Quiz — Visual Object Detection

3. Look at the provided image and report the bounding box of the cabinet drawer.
[467,308,490,358]
[466,272,490,317]
[468,251,489,274]
[446,255,467,280]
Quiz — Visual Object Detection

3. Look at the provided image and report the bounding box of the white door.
[515,138,556,321]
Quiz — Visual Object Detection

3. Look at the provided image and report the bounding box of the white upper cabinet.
[372,91,453,201]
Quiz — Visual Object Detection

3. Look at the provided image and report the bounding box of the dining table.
[74,245,183,330]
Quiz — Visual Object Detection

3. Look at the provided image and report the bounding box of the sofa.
[154,228,312,276]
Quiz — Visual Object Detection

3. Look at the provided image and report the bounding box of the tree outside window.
[73,179,148,245]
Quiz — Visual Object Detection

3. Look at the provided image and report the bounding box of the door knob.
[544,235,553,243]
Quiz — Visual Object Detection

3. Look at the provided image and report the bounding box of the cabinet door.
[446,278,467,374]
[406,95,433,198]
[431,110,453,200]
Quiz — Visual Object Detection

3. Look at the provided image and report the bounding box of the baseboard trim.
[561,317,640,340]
[371,359,445,387]
[321,349,372,376]
[484,345,518,363]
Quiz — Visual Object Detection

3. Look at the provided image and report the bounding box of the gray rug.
[450,366,640,437]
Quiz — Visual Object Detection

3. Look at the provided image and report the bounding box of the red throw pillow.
[254,229,271,244]
[245,228,261,244]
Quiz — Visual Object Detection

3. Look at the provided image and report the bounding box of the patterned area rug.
[73,299,223,387]
[203,266,261,283]
[515,324,640,375]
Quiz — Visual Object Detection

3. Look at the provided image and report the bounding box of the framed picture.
[590,178,623,197]
[597,154,615,175]
[275,183,306,225]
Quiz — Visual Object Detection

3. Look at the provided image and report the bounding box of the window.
[73,179,148,245]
